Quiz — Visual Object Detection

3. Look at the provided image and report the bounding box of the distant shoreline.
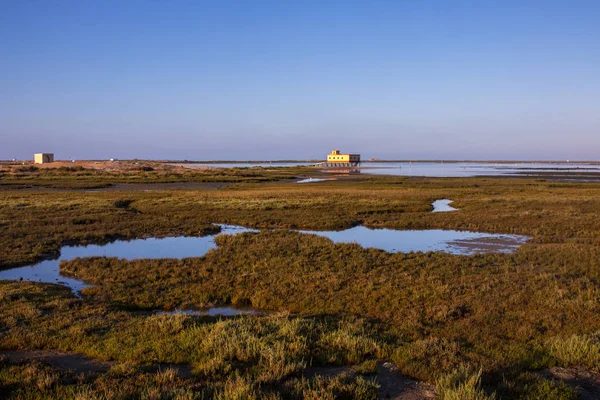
[162,159,600,165]
[2,159,599,165]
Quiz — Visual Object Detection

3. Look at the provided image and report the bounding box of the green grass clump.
[548,333,600,371]
[352,360,378,375]
[281,373,379,400]
[435,366,495,400]
[0,358,207,400]
[0,281,386,390]
[496,372,579,400]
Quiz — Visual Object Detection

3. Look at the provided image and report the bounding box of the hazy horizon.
[2,1,599,161]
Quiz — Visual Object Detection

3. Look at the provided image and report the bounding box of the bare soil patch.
[1,349,195,378]
[377,362,435,400]
[538,367,600,400]
[1,350,113,376]
[448,235,525,253]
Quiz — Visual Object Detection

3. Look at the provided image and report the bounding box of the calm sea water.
[183,162,314,168]
[360,162,600,177]
[182,161,600,177]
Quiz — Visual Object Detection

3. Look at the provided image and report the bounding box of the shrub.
[548,333,600,371]
[436,366,495,400]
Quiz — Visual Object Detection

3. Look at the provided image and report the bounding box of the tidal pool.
[299,226,528,255]
[432,199,458,212]
[0,224,256,295]
[156,307,258,317]
[0,223,529,297]
[296,178,332,183]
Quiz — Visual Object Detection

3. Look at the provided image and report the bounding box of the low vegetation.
[0,281,380,399]
[0,161,314,189]
[548,333,600,372]
[2,164,600,398]
[435,367,495,400]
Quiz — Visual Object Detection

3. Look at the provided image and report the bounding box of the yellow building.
[326,149,360,166]
[34,153,54,164]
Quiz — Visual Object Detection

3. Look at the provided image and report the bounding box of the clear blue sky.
[1,0,599,160]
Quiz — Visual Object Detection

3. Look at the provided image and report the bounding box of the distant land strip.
[2,159,600,165]
[162,159,600,165]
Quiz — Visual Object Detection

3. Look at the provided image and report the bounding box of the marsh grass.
[548,333,600,371]
[0,281,385,398]
[3,170,600,397]
[59,229,600,380]
[281,374,379,400]
[4,172,600,268]
[496,372,579,400]
[0,358,207,400]
[435,366,495,400]
[0,163,312,189]
[352,360,378,375]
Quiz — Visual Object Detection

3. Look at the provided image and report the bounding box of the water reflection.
[156,307,258,317]
[324,168,361,174]
[342,162,600,178]
[296,178,332,183]
[0,223,529,296]
[432,199,458,212]
[299,226,528,255]
[0,224,255,295]
[179,162,313,168]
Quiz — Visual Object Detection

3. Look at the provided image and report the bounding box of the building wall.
[327,150,361,163]
[328,154,351,162]
[327,150,360,164]
[34,153,54,164]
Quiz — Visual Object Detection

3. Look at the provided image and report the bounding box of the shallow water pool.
[299,226,528,255]
[432,199,458,212]
[156,307,258,317]
[0,223,528,297]
[0,224,256,295]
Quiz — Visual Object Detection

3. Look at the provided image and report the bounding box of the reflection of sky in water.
[299,226,528,255]
[360,162,600,177]
[185,161,600,177]
[432,199,458,212]
[0,224,528,296]
[0,225,255,294]
[187,162,313,168]
[296,178,332,183]
[157,307,257,316]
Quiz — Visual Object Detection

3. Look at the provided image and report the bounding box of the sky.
[1,0,599,160]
